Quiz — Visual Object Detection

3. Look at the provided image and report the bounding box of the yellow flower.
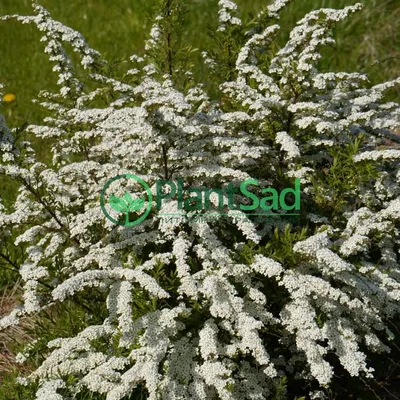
[3,93,16,103]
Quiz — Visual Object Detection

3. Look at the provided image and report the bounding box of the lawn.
[0,0,399,129]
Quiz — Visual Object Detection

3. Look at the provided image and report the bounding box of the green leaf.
[109,194,129,213]
[123,192,134,204]
[129,198,145,211]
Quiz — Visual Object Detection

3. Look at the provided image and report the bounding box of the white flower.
[1,1,399,398]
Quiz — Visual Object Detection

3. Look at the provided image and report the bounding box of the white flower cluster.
[1,3,104,97]
[0,0,399,399]
[275,131,300,161]
[0,84,16,163]
[217,0,242,32]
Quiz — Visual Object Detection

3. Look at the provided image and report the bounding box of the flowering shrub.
[1,1,400,399]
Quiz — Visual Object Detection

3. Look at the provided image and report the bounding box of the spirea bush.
[1,1,400,399]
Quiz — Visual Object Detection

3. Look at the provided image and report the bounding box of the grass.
[0,0,398,129]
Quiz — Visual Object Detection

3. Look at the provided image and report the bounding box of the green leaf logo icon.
[109,194,129,213]
[100,174,153,227]
[109,192,145,224]
[129,198,145,211]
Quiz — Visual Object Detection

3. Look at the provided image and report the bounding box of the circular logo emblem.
[100,174,152,226]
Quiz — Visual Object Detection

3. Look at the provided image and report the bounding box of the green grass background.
[0,0,399,129]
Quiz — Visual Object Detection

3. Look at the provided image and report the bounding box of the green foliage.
[206,12,244,84]
[0,370,38,400]
[273,376,288,400]
[311,135,379,223]
[259,225,308,268]
[145,0,197,91]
